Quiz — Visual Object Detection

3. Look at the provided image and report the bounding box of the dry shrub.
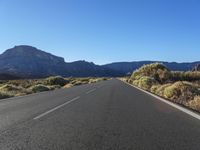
[0,92,11,99]
[132,76,158,90]
[187,96,200,111]
[0,84,30,96]
[130,63,170,83]
[153,83,172,96]
[150,84,161,93]
[171,71,200,81]
[163,81,199,104]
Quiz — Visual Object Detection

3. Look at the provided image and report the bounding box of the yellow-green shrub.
[0,92,11,99]
[0,84,29,96]
[187,96,200,111]
[154,83,172,96]
[163,81,199,103]
[150,84,161,93]
[130,63,170,83]
[133,76,158,90]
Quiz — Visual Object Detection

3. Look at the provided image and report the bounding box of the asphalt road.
[0,79,200,150]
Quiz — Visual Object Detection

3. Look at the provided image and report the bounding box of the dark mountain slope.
[0,45,122,79]
[0,45,67,78]
[192,64,200,71]
[0,45,199,80]
[103,61,200,74]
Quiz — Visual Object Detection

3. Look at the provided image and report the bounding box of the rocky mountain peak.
[0,45,65,63]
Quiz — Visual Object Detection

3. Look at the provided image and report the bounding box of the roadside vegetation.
[127,63,200,112]
[0,76,108,99]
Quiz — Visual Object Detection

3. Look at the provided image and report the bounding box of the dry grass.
[0,77,109,100]
[0,84,31,97]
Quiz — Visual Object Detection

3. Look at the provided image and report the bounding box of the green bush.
[30,85,50,93]
[130,63,171,83]
[46,76,68,86]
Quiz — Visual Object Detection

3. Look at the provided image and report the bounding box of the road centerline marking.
[33,96,80,120]
[86,88,96,94]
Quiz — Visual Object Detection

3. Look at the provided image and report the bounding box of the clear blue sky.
[0,0,200,64]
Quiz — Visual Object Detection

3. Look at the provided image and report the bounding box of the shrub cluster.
[170,71,200,81]
[187,96,200,111]
[0,84,30,97]
[132,76,158,90]
[29,84,50,93]
[0,92,11,99]
[163,82,198,102]
[128,63,200,112]
[130,63,170,83]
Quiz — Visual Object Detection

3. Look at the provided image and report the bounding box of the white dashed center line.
[86,88,96,94]
[33,96,80,120]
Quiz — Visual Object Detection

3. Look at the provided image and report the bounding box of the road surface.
[0,79,199,150]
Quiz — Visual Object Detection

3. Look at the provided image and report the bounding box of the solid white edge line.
[33,96,80,120]
[119,79,200,121]
[86,88,96,94]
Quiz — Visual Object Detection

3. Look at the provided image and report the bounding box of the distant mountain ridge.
[0,45,199,80]
[103,61,200,74]
[0,45,122,79]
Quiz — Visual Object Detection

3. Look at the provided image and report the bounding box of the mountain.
[0,45,67,78]
[192,64,200,71]
[0,45,122,79]
[103,61,200,75]
[0,73,21,80]
[0,45,199,80]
